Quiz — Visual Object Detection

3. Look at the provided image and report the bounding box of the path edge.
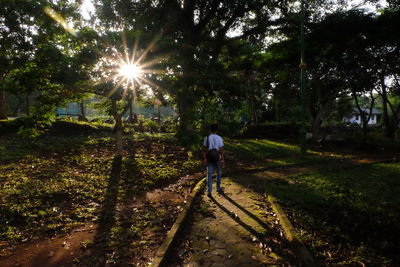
[267,194,318,267]
[152,177,206,267]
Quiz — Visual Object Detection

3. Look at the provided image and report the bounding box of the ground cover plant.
[224,138,330,169]
[0,133,307,247]
[2,119,399,266]
[1,128,323,265]
[0,122,202,264]
[266,161,400,266]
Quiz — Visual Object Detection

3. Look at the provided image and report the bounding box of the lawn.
[224,138,329,169]
[266,161,400,266]
[0,124,202,263]
[3,122,397,265]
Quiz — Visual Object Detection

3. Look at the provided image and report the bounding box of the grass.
[4,122,396,265]
[266,162,400,266]
[224,138,331,168]
[0,128,202,253]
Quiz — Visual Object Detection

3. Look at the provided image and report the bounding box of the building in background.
[343,108,381,125]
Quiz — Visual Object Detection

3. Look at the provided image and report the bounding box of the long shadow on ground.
[209,195,270,241]
[230,160,400,266]
[80,155,124,266]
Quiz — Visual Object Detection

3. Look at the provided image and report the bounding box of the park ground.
[0,121,400,266]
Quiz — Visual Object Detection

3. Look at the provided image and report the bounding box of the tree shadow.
[78,143,147,266]
[85,155,123,266]
[219,192,271,230]
[233,162,400,265]
[208,195,297,265]
[209,195,268,240]
[0,121,112,165]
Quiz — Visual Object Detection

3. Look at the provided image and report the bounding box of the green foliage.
[161,117,178,133]
[141,118,160,133]
[175,130,203,149]
[0,127,201,245]
[225,138,300,162]
[266,162,400,265]
[240,123,301,139]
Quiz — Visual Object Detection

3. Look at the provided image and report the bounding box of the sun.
[119,63,142,80]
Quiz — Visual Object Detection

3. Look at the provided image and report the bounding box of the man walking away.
[203,124,224,197]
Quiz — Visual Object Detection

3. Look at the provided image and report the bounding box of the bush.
[218,121,243,137]
[141,118,160,133]
[240,123,300,139]
[0,119,23,136]
[161,118,178,133]
[4,117,52,138]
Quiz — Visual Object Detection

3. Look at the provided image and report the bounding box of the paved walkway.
[167,174,298,266]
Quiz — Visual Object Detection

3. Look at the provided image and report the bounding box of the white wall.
[344,114,378,125]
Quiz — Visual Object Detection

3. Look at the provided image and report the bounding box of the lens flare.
[44,6,77,36]
[44,4,165,100]
[119,64,142,79]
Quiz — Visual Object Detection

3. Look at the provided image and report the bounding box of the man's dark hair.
[210,124,218,133]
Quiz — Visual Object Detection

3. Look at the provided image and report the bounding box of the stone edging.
[152,177,206,267]
[267,194,318,267]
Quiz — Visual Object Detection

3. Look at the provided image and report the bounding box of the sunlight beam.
[118,63,142,80]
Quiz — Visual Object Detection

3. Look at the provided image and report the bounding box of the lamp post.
[299,0,307,158]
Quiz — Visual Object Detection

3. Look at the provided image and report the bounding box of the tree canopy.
[1,0,399,141]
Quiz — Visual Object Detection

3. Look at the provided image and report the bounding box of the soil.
[1,140,399,267]
[0,173,204,267]
[0,226,96,267]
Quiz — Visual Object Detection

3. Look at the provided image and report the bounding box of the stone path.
[167,175,299,266]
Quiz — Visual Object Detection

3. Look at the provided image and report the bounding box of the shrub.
[240,123,300,139]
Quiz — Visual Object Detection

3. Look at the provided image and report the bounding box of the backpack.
[206,135,220,163]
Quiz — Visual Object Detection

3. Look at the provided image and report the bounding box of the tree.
[0,0,82,120]
[374,8,400,139]
[93,0,290,138]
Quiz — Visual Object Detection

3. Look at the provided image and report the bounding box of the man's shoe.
[207,192,212,197]
[217,189,224,194]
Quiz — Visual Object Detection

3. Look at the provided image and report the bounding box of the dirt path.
[0,173,203,267]
[0,226,96,267]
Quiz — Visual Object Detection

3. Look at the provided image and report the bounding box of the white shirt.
[203,134,224,150]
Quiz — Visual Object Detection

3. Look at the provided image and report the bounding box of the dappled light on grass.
[225,138,322,166]
[265,162,400,265]
[0,130,202,262]
[225,139,299,161]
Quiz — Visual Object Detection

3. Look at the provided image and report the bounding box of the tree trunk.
[12,95,24,116]
[115,114,123,157]
[0,89,7,120]
[124,93,135,124]
[392,105,400,140]
[177,27,196,136]
[157,104,161,123]
[78,99,88,121]
[249,75,258,125]
[311,117,323,142]
[311,101,332,142]
[251,89,258,126]
[352,92,374,144]
[128,98,134,123]
[178,99,194,134]
[111,99,123,157]
[25,93,30,116]
[380,75,393,139]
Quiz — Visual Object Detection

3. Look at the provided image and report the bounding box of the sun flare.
[119,63,142,79]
